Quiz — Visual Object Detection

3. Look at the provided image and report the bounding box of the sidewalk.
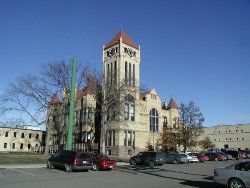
[0,162,130,169]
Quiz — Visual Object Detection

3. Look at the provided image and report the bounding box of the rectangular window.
[128,131,131,146]
[124,104,129,120]
[14,132,17,137]
[76,111,79,124]
[130,105,135,121]
[88,108,92,123]
[111,62,113,85]
[124,131,127,146]
[107,131,111,146]
[129,63,131,86]
[28,144,31,149]
[21,133,24,138]
[4,143,7,149]
[132,132,135,147]
[125,62,127,85]
[36,134,39,139]
[12,143,15,149]
[29,133,32,139]
[20,143,23,149]
[114,61,117,84]
[5,131,8,137]
[133,64,135,86]
[112,130,115,146]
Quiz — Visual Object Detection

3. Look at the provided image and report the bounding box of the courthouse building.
[48,30,180,157]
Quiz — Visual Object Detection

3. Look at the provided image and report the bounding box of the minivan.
[129,151,166,167]
[47,150,93,172]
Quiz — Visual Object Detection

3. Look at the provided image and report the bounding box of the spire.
[104,30,139,50]
[167,97,178,110]
[50,93,60,105]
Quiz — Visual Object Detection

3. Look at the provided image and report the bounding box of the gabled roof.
[167,97,178,110]
[50,93,61,105]
[76,83,96,100]
[104,30,139,50]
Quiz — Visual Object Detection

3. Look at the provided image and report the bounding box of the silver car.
[213,160,250,188]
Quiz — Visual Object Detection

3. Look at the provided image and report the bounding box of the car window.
[79,153,91,159]
[53,151,60,158]
[137,152,143,156]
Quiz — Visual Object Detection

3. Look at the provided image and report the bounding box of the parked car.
[216,151,233,160]
[180,153,199,163]
[165,152,189,164]
[223,150,243,160]
[47,150,93,173]
[205,152,227,161]
[130,151,166,167]
[241,150,250,158]
[189,152,209,162]
[90,154,117,171]
[213,160,250,188]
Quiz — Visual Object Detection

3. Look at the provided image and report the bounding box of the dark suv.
[129,151,166,167]
[47,150,93,172]
[223,150,243,160]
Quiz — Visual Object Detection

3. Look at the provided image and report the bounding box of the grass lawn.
[0,152,50,164]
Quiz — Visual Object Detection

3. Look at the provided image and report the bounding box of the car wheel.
[47,161,54,169]
[173,159,178,164]
[214,158,219,161]
[149,161,154,168]
[92,164,99,171]
[130,160,136,165]
[229,178,246,188]
[65,164,72,173]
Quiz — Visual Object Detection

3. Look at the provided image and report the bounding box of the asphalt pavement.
[0,162,130,169]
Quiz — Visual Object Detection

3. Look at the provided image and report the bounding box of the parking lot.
[0,160,236,188]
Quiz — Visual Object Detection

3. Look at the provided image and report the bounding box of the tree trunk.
[43,126,51,155]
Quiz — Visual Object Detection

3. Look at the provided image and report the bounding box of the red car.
[205,152,227,161]
[189,152,209,162]
[91,154,117,171]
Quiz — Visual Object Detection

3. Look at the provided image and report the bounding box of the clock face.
[126,48,134,57]
[108,48,116,57]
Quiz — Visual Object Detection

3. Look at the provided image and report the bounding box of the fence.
[32,143,98,154]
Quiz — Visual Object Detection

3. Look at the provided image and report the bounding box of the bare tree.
[0,60,93,154]
[95,70,143,154]
[178,101,205,152]
[0,117,24,128]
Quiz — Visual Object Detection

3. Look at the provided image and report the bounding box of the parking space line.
[11,169,34,176]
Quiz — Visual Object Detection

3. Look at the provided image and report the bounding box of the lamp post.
[67,58,77,150]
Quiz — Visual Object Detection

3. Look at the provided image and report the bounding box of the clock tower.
[103,30,140,92]
[102,30,140,156]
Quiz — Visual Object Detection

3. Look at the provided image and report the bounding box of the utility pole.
[67,58,77,150]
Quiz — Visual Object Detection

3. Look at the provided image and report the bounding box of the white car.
[213,160,250,188]
[180,153,199,163]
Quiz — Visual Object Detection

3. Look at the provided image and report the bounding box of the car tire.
[214,158,219,161]
[229,178,246,188]
[149,161,154,168]
[130,160,136,165]
[92,164,99,171]
[65,164,72,173]
[47,161,54,169]
[173,159,178,164]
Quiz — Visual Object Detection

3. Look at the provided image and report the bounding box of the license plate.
[109,166,113,168]
[82,161,87,164]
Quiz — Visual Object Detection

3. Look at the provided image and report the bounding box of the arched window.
[163,116,168,128]
[150,108,158,132]
[124,94,135,121]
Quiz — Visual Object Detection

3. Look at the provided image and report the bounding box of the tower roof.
[104,30,139,50]
[167,97,178,110]
[50,93,61,105]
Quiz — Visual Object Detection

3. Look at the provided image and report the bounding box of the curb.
[0,162,130,169]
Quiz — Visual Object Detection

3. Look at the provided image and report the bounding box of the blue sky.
[0,0,250,127]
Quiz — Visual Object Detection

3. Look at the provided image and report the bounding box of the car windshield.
[96,155,110,159]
